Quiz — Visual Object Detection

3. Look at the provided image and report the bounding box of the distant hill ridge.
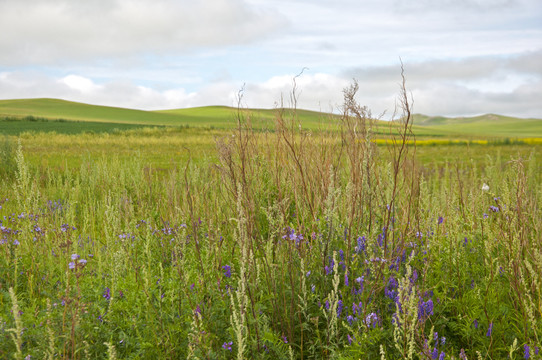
[0,98,541,138]
[0,98,333,128]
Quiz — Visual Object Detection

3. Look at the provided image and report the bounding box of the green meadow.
[3,98,541,139]
[0,96,541,359]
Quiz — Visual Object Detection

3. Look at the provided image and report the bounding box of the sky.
[0,0,541,118]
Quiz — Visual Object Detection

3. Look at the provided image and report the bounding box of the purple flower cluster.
[418,298,434,320]
[222,341,232,351]
[355,236,366,254]
[337,300,344,317]
[60,223,75,232]
[103,287,111,301]
[352,301,363,316]
[354,276,364,294]
[365,312,379,328]
[325,256,335,275]
[282,227,304,246]
[428,332,445,360]
[488,205,499,213]
[385,276,398,300]
[282,335,288,343]
[68,253,88,270]
[222,265,231,278]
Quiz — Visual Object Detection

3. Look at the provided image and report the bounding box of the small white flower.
[482,183,489,192]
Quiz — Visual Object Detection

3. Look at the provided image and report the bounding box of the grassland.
[0,95,541,359]
[0,116,163,136]
[2,98,541,139]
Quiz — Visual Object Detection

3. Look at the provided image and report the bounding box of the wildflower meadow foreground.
[1,85,541,359]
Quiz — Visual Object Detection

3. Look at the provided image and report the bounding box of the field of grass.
[0,94,541,359]
[0,116,163,136]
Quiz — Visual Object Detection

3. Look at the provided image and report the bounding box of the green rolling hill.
[0,98,540,139]
[413,113,542,138]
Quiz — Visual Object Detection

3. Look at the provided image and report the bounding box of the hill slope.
[413,113,542,138]
[0,98,541,138]
[0,98,192,126]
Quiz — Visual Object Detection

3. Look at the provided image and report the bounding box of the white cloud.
[59,75,101,93]
[0,0,287,64]
[243,73,350,112]
[341,53,542,118]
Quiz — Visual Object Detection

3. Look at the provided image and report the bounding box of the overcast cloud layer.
[1,0,541,118]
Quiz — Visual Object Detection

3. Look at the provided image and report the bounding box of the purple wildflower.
[222,265,231,278]
[326,257,335,275]
[489,205,499,213]
[282,335,288,344]
[438,216,444,225]
[78,259,87,265]
[431,348,438,360]
[459,349,467,360]
[347,334,353,345]
[524,344,530,359]
[344,271,349,287]
[410,269,418,284]
[386,276,398,300]
[68,262,75,270]
[337,300,343,317]
[356,236,366,253]
[222,341,233,351]
[418,298,434,320]
[439,352,445,360]
[71,253,80,261]
[365,312,378,328]
[347,315,354,325]
[103,287,111,301]
[473,319,478,329]
[486,322,493,337]
[377,232,384,246]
